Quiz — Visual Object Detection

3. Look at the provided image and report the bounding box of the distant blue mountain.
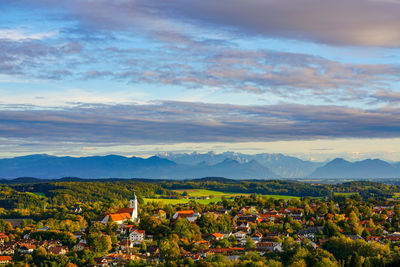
[158,151,323,178]
[0,154,176,179]
[1,153,398,179]
[310,158,400,178]
[0,154,277,179]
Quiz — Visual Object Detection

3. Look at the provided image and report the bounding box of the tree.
[174,218,201,241]
[160,237,180,261]
[324,221,340,237]
[363,257,372,267]
[314,257,338,267]
[348,211,359,227]
[245,237,256,249]
[139,242,147,254]
[349,252,362,267]
[88,233,112,254]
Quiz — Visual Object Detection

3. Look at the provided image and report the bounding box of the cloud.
[21,0,400,47]
[0,29,58,41]
[166,0,400,47]
[0,101,399,147]
[371,90,400,103]
[0,38,82,76]
[3,0,400,106]
[4,30,399,104]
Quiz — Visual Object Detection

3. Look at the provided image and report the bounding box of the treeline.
[332,181,399,200]
[2,179,400,219]
[8,181,172,205]
[160,179,330,197]
[0,186,47,210]
[0,181,174,220]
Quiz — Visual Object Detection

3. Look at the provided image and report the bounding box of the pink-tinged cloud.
[25,0,400,47]
[0,101,400,145]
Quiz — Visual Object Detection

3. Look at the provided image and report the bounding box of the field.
[392,193,400,199]
[143,197,221,205]
[143,189,299,204]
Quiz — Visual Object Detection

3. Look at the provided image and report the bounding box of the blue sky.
[1,0,400,161]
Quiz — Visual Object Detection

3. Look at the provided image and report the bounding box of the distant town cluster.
[1,179,400,266]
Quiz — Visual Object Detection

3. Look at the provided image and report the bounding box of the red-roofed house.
[0,233,7,245]
[173,210,201,222]
[211,233,224,240]
[0,256,11,265]
[130,230,145,243]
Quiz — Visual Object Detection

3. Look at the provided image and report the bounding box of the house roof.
[195,240,209,245]
[177,210,194,215]
[212,233,224,238]
[116,208,134,214]
[19,244,36,250]
[177,210,194,214]
[0,256,11,261]
[109,213,132,222]
[252,232,263,237]
[133,230,145,234]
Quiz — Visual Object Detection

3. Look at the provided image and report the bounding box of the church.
[101,194,139,224]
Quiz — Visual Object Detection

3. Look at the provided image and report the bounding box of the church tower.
[130,193,138,221]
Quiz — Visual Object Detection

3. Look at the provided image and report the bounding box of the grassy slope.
[144,189,299,204]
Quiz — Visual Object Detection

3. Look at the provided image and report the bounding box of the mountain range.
[310,158,400,178]
[0,153,399,179]
[158,152,323,178]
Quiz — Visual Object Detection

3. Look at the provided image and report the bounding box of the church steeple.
[130,193,138,221]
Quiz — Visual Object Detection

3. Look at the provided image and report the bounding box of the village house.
[155,209,167,219]
[48,246,69,255]
[210,233,224,241]
[172,210,201,222]
[73,242,88,251]
[385,234,400,242]
[256,242,283,252]
[298,227,323,240]
[73,231,84,239]
[18,244,35,254]
[366,236,381,242]
[0,245,14,255]
[130,229,145,244]
[94,257,109,267]
[234,231,247,240]
[0,234,7,245]
[236,221,251,232]
[0,256,12,265]
[251,231,263,242]
[220,231,232,238]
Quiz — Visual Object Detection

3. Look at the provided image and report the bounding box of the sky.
[1,0,400,162]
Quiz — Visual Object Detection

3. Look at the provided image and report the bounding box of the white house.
[130,230,145,244]
[173,210,201,222]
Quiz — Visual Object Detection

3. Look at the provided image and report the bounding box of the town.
[1,179,400,266]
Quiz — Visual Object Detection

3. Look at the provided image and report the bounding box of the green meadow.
[143,189,299,204]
